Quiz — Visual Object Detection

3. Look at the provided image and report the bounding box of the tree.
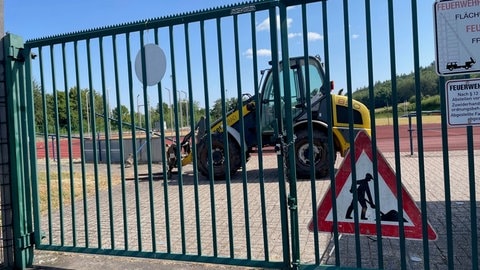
[154,100,205,130]
[155,102,172,129]
[111,105,130,130]
[192,101,205,126]
[210,97,239,121]
[32,80,45,132]
[352,62,441,109]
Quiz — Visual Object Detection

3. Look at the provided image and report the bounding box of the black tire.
[293,129,330,179]
[197,133,242,180]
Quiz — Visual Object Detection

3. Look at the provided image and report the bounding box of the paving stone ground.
[31,150,479,269]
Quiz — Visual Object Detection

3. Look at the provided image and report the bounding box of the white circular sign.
[134,44,167,86]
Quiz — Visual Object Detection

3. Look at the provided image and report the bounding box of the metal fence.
[2,0,479,269]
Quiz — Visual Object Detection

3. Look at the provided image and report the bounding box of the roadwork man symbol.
[346,173,375,220]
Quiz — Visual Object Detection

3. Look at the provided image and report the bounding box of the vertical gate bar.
[38,47,53,244]
[300,3,320,264]
[86,38,102,248]
[199,19,219,256]
[268,5,291,267]
[28,47,42,249]
[49,44,66,246]
[61,42,77,245]
[163,129,171,256]
[300,6,314,181]
[73,40,88,248]
[184,23,202,255]
[215,17,235,258]
[124,33,138,250]
[125,32,140,251]
[200,26,213,246]
[364,0,384,268]
[387,1,407,268]
[139,30,157,252]
[321,1,341,265]
[278,2,300,267]
[410,1,431,268]
[183,22,203,255]
[466,126,478,270]
[169,25,187,254]
[154,28,168,254]
[99,36,115,249]
[438,76,454,269]
[282,2,309,268]
[249,10,270,261]
[218,18,233,258]
[112,34,128,250]
[341,0,362,266]
[25,46,40,252]
[233,14,252,260]
[153,27,171,254]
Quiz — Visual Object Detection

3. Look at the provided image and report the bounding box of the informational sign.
[446,78,480,126]
[308,131,437,240]
[434,0,480,75]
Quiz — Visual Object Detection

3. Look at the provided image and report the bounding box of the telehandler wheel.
[197,133,242,180]
[293,129,330,179]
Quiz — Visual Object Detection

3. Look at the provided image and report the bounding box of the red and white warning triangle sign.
[308,131,437,240]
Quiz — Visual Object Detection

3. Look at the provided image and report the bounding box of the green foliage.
[418,95,441,111]
[209,97,240,121]
[352,62,440,108]
[111,105,131,130]
[33,85,112,135]
[153,100,204,130]
[32,81,208,135]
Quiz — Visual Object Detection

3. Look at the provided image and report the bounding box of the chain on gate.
[275,133,296,182]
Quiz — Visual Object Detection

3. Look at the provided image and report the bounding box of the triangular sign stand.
[308,131,437,240]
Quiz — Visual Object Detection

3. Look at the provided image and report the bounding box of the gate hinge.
[287,195,297,210]
[16,232,35,250]
[8,46,26,62]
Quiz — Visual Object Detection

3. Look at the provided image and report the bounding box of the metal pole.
[180,90,188,130]
[176,90,183,129]
[107,87,111,134]
[408,113,414,155]
[164,88,173,132]
[137,94,142,129]
[85,90,90,137]
[147,95,150,132]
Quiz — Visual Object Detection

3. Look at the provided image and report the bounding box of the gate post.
[3,33,35,269]
[0,33,15,268]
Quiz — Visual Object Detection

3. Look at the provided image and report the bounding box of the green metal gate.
[3,0,479,269]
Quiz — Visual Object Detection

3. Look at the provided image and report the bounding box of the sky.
[5,0,438,110]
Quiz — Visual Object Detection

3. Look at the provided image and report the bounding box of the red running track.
[375,123,480,153]
[36,139,82,159]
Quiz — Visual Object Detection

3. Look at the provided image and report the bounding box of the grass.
[374,103,441,126]
[375,114,441,126]
[37,169,121,213]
